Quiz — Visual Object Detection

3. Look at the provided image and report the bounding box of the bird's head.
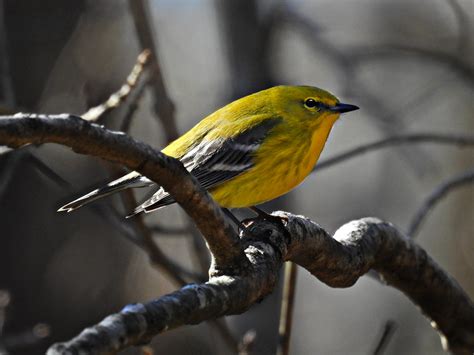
[271,85,359,127]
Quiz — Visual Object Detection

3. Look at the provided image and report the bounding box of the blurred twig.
[119,74,151,133]
[128,0,178,142]
[0,290,10,336]
[24,153,71,188]
[446,0,470,53]
[187,221,211,274]
[0,323,50,353]
[353,45,474,85]
[82,50,151,122]
[0,1,15,108]
[238,329,257,355]
[0,150,70,200]
[140,345,154,355]
[313,133,474,173]
[148,224,189,237]
[370,320,397,355]
[407,168,474,237]
[276,262,298,355]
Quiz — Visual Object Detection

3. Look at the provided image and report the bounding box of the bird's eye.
[304,98,318,109]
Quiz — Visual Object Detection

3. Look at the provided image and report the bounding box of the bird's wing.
[129,118,282,215]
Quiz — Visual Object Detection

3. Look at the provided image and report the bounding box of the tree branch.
[47,214,474,354]
[0,114,247,272]
[1,114,472,354]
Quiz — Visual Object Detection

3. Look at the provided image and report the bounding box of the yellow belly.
[210,118,335,207]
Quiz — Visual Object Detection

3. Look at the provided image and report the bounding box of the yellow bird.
[58,85,358,216]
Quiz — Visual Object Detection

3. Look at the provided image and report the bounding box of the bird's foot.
[249,206,287,226]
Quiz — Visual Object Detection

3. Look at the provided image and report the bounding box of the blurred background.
[0,0,472,354]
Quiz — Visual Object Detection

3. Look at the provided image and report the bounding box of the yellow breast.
[210,114,338,208]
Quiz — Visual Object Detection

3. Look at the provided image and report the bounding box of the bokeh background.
[0,0,472,354]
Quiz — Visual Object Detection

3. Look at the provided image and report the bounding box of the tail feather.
[58,172,153,213]
[126,188,176,218]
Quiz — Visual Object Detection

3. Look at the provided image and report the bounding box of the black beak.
[330,102,359,113]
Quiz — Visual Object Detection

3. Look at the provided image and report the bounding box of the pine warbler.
[58,85,358,215]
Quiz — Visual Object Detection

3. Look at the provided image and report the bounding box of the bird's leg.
[222,208,247,231]
[222,208,264,239]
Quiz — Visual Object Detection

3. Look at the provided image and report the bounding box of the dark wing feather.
[129,118,282,215]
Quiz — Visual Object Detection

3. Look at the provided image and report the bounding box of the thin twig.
[446,0,470,53]
[371,320,397,355]
[277,262,298,355]
[187,221,211,274]
[0,151,23,197]
[118,75,151,133]
[148,224,189,237]
[0,150,68,199]
[211,318,239,352]
[0,290,10,336]
[25,153,71,188]
[82,50,151,122]
[128,0,178,142]
[238,329,257,355]
[352,45,474,85]
[313,133,474,173]
[0,1,15,107]
[407,168,474,237]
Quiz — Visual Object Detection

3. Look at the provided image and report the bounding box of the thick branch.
[280,213,474,354]
[48,214,473,355]
[0,114,246,271]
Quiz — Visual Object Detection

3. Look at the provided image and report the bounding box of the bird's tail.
[57,172,154,213]
[125,188,175,218]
